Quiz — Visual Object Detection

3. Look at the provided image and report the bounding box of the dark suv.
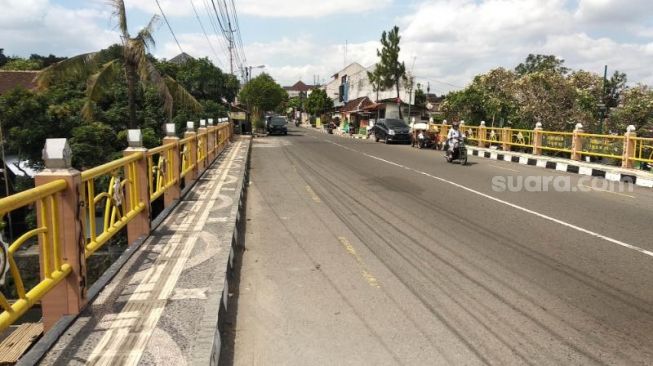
[371,119,411,144]
[268,116,288,135]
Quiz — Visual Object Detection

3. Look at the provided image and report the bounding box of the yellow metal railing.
[81,153,145,258]
[507,129,534,148]
[541,131,574,153]
[147,144,177,201]
[464,126,479,142]
[577,133,624,160]
[480,128,503,146]
[180,136,195,179]
[632,137,653,164]
[0,180,71,332]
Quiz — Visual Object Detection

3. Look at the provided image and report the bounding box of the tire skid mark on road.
[324,139,653,259]
[288,136,653,365]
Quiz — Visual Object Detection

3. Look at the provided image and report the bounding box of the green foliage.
[170,57,239,102]
[609,86,653,136]
[515,54,569,76]
[414,88,426,109]
[1,58,42,71]
[69,122,120,169]
[287,96,302,111]
[374,25,407,118]
[238,73,287,113]
[306,89,333,116]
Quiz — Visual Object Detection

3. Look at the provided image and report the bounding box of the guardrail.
[0,120,233,334]
[430,122,652,169]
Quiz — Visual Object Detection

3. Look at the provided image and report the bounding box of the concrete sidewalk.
[33,137,250,366]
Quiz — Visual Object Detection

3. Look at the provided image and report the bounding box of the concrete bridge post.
[622,125,637,169]
[184,121,198,186]
[123,130,151,245]
[533,122,543,155]
[163,124,181,207]
[572,123,584,161]
[36,138,86,331]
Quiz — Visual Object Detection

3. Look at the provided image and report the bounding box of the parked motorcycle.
[445,138,468,165]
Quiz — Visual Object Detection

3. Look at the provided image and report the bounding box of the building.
[323,62,415,121]
[169,52,195,65]
[283,81,317,99]
[0,70,38,95]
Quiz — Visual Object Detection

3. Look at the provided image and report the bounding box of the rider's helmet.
[452,121,460,129]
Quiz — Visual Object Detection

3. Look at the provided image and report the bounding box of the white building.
[323,62,414,109]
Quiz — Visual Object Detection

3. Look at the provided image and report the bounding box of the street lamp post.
[246,65,265,83]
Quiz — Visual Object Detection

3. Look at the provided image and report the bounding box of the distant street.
[223,126,653,365]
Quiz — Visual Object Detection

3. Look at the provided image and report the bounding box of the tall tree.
[515,54,569,76]
[238,73,287,113]
[305,89,333,117]
[36,0,201,129]
[375,26,407,119]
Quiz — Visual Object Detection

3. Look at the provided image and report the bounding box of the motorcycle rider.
[447,121,464,157]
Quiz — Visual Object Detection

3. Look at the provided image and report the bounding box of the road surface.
[222,126,653,365]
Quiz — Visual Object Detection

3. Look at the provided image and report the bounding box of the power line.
[154,0,184,54]
[189,0,224,66]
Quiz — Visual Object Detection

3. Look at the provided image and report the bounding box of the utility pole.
[599,65,608,133]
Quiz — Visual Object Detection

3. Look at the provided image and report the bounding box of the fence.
[0,120,233,333]
[431,122,653,169]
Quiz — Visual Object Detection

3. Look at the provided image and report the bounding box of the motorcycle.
[327,123,336,134]
[445,138,468,165]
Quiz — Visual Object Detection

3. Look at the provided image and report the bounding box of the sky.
[1,0,652,95]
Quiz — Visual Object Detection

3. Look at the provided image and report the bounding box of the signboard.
[228,111,247,120]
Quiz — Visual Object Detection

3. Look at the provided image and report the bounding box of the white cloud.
[0,0,117,56]
[124,0,193,17]
[575,0,653,23]
[239,0,391,18]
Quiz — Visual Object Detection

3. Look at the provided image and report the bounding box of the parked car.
[371,119,411,144]
[268,116,288,135]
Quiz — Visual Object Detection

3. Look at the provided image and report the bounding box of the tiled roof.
[0,71,38,94]
[340,96,375,113]
[283,81,317,92]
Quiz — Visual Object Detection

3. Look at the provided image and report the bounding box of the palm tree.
[37,0,202,129]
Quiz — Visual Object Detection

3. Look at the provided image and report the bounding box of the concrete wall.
[324,63,413,105]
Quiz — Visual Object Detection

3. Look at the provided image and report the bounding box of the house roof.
[0,70,38,94]
[340,96,375,113]
[169,52,195,65]
[283,81,316,92]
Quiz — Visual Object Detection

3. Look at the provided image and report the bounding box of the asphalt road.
[225,126,653,365]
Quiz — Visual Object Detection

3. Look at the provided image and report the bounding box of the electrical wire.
[154,0,184,54]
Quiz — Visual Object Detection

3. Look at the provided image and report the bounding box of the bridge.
[1,120,653,365]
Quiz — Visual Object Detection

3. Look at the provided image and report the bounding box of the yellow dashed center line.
[338,237,380,288]
[305,185,321,203]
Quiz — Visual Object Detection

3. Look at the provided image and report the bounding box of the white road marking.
[324,140,653,259]
[489,164,520,173]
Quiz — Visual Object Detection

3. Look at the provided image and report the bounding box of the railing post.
[36,138,86,331]
[184,121,198,186]
[123,130,150,245]
[478,121,487,148]
[207,118,216,162]
[533,122,543,155]
[198,119,208,172]
[163,123,180,207]
[572,123,584,161]
[622,125,637,169]
[502,127,511,151]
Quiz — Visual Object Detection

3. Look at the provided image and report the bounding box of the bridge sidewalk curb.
[466,146,653,188]
[17,137,252,366]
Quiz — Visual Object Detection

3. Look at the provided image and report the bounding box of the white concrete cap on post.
[165,123,176,137]
[127,129,143,148]
[42,138,72,169]
[535,122,543,129]
[200,119,206,127]
[187,121,195,132]
[480,121,486,126]
[627,125,636,133]
[429,117,434,123]
[442,119,447,125]
[208,118,214,125]
[575,123,583,131]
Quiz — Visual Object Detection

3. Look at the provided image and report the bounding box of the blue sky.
[1,0,652,93]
